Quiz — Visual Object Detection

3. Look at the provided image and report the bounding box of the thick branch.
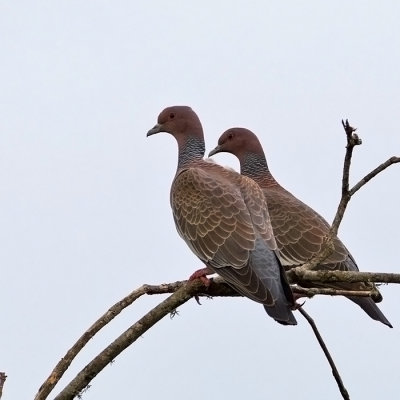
[35,284,153,400]
[35,278,238,400]
[50,276,370,400]
[141,279,382,299]
[36,268,396,399]
[43,273,390,400]
[289,269,400,285]
[53,279,207,400]
[293,286,373,298]
[35,272,371,400]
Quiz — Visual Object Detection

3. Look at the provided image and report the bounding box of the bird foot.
[189,267,213,287]
[189,267,213,305]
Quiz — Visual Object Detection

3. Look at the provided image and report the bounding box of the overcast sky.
[1,1,399,399]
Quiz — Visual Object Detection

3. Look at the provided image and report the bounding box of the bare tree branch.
[52,279,208,400]
[35,278,240,400]
[350,156,400,196]
[289,269,400,285]
[35,278,382,398]
[40,275,386,400]
[293,285,374,298]
[329,119,361,235]
[35,119,399,400]
[0,372,7,400]
[35,284,152,400]
[298,308,350,400]
[341,119,362,194]
[297,120,399,272]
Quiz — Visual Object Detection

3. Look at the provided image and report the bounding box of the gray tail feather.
[266,253,297,325]
[264,253,297,325]
[348,296,393,328]
[264,304,297,325]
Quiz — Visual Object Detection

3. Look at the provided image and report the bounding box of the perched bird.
[147,106,297,325]
[209,127,392,328]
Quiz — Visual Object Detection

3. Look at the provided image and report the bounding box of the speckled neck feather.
[241,153,277,186]
[177,136,205,169]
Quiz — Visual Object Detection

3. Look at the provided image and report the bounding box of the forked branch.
[295,120,399,273]
[34,120,399,400]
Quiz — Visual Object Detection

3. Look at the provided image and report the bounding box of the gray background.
[1,1,399,399]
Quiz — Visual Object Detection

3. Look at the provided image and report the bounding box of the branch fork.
[34,120,399,400]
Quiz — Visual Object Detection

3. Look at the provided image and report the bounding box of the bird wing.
[265,187,384,291]
[265,187,350,268]
[171,163,289,307]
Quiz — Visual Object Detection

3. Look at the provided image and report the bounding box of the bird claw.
[292,300,306,310]
[189,267,214,306]
[189,267,213,287]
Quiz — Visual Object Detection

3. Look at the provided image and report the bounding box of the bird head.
[208,127,264,160]
[147,106,204,141]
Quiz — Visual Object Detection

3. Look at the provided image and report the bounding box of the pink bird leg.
[189,267,214,305]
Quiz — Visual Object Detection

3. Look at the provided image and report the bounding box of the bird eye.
[228,132,233,139]
[169,113,175,119]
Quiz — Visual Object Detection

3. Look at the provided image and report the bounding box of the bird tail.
[263,304,297,325]
[263,252,297,326]
[348,296,392,328]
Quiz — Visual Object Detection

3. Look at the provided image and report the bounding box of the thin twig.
[350,156,400,196]
[299,308,350,400]
[327,120,360,240]
[341,119,361,195]
[0,373,7,400]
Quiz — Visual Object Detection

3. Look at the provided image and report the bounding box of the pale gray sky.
[1,1,399,399]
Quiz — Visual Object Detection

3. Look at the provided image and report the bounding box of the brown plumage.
[209,127,392,328]
[147,107,297,325]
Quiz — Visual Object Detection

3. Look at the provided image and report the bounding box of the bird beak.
[146,123,163,137]
[208,145,222,157]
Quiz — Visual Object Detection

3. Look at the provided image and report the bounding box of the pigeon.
[209,127,392,328]
[147,107,297,325]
